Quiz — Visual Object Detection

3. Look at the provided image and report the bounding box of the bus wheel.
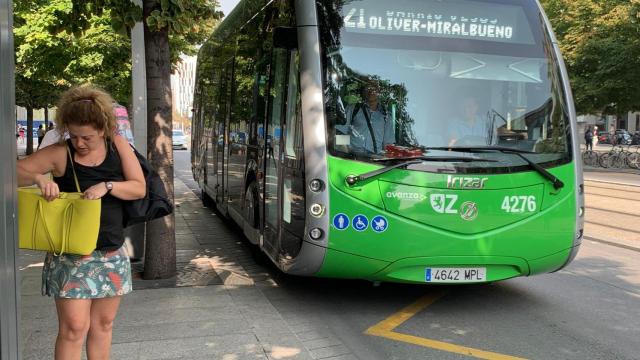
[201,189,215,208]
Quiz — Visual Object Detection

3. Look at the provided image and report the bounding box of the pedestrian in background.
[593,126,599,146]
[584,126,593,151]
[37,124,45,148]
[610,124,616,145]
[16,85,145,360]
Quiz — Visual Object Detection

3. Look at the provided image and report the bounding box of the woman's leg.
[55,298,92,360]
[86,296,122,360]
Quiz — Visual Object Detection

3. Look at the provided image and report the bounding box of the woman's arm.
[83,135,146,201]
[17,144,67,201]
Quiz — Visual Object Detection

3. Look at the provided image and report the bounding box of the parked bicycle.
[598,145,623,168]
[581,144,640,170]
[581,149,600,167]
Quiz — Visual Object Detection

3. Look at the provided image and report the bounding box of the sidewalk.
[16,138,38,158]
[18,177,338,360]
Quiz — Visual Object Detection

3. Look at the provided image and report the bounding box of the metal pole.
[132,0,147,155]
[0,0,21,358]
[126,0,146,261]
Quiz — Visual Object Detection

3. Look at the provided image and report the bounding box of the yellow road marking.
[365,291,527,360]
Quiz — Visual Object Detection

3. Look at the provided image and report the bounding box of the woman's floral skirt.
[42,246,132,299]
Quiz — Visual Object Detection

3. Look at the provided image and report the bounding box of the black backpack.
[122,145,173,227]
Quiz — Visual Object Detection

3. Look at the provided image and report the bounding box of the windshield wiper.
[424,146,564,190]
[345,156,495,186]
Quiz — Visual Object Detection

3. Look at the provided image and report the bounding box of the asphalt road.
[175,150,640,360]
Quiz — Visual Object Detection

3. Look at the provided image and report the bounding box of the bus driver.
[339,79,395,154]
[448,95,498,147]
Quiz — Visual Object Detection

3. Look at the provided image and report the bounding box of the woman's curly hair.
[55,85,116,141]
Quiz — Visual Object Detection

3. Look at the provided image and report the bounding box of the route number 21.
[501,196,536,213]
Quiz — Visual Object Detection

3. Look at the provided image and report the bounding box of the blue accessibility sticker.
[371,215,389,233]
[332,213,350,230]
[352,214,369,232]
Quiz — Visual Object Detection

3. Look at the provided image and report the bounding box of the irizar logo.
[386,192,427,201]
[446,175,488,189]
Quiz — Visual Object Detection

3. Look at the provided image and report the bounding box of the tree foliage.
[52,0,221,279]
[57,0,222,65]
[14,0,132,107]
[541,0,640,115]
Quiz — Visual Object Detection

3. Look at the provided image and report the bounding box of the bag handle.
[33,201,73,256]
[62,202,74,255]
[32,202,56,254]
[65,144,81,193]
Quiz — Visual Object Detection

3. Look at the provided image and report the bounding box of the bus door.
[263,45,305,260]
[215,60,233,210]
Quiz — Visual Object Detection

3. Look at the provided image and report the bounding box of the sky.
[220,0,241,18]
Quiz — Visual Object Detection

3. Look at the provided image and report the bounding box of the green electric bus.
[191,0,584,283]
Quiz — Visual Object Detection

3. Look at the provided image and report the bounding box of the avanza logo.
[446,175,488,189]
[385,192,427,201]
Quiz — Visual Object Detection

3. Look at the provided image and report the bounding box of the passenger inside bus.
[447,95,499,147]
[337,79,395,154]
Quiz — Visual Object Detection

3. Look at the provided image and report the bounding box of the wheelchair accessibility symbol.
[371,215,388,233]
[332,213,349,230]
[352,214,369,232]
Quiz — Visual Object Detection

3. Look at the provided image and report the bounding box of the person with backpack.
[584,126,593,151]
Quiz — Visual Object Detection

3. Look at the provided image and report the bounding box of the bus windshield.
[318,0,572,172]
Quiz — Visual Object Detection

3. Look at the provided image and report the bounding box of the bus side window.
[284,51,301,160]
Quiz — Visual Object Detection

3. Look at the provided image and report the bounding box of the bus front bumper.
[371,255,531,284]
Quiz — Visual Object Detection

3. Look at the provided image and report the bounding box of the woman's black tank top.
[54,139,125,251]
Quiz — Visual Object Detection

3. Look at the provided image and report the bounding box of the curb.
[584,178,640,187]
[583,236,640,253]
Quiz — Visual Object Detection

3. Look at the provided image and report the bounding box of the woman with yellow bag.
[17,85,146,360]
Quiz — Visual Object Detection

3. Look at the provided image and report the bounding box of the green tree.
[54,0,222,279]
[541,0,640,116]
[14,0,132,154]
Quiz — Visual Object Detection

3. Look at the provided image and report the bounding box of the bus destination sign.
[342,0,534,44]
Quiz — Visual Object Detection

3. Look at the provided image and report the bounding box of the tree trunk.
[142,0,176,279]
[44,107,49,129]
[26,107,33,155]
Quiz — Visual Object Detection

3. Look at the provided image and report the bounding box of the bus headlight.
[579,206,584,217]
[309,228,324,240]
[309,203,324,217]
[309,179,324,192]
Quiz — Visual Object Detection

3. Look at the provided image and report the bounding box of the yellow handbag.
[18,146,101,255]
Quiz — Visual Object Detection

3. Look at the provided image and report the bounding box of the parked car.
[230,131,248,154]
[632,132,640,145]
[172,130,188,150]
[598,131,613,144]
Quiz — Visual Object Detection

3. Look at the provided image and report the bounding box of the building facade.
[171,55,197,131]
